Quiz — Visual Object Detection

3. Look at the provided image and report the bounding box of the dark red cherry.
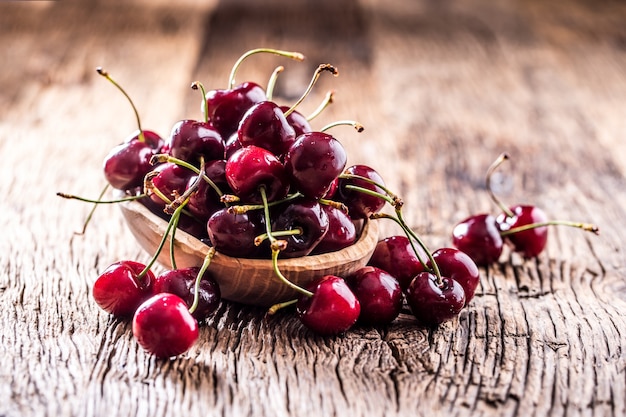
[92,260,154,317]
[166,119,224,166]
[148,162,194,209]
[336,165,387,219]
[405,272,466,327]
[279,106,312,137]
[496,205,549,258]
[296,275,360,335]
[103,130,164,191]
[185,159,230,222]
[311,205,357,254]
[225,145,289,204]
[132,293,199,358]
[205,81,267,138]
[207,208,266,258]
[427,248,480,305]
[283,132,347,199]
[152,267,221,321]
[346,266,403,326]
[271,199,329,258]
[237,101,296,157]
[451,213,503,267]
[368,235,428,291]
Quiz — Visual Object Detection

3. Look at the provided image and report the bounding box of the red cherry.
[225,145,289,204]
[238,101,296,157]
[166,119,224,166]
[271,198,329,258]
[312,205,357,254]
[280,106,312,137]
[296,275,360,335]
[451,213,503,266]
[132,293,199,358]
[147,162,194,209]
[185,159,230,222]
[153,267,221,321]
[207,208,266,258]
[368,235,428,291]
[346,266,403,326]
[336,165,387,219]
[205,82,267,138]
[405,272,466,327]
[496,205,549,258]
[92,261,154,317]
[428,248,480,305]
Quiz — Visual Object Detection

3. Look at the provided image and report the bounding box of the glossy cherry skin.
[132,293,199,358]
[452,213,504,267]
[224,132,243,159]
[207,208,266,258]
[166,119,224,166]
[496,205,549,258]
[92,260,154,317]
[346,266,403,326]
[405,272,466,327]
[336,165,387,220]
[225,145,289,204]
[103,129,164,191]
[284,132,347,199]
[205,81,267,138]
[280,106,312,137]
[237,101,296,157]
[311,205,357,254]
[271,199,329,258]
[296,275,360,336]
[426,248,480,305]
[186,159,230,222]
[147,162,194,209]
[368,235,428,291]
[152,267,221,321]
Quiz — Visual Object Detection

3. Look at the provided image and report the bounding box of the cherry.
[451,213,503,267]
[296,275,360,335]
[153,267,221,321]
[132,293,199,358]
[207,208,266,258]
[283,131,347,199]
[225,145,290,204]
[346,266,403,326]
[336,165,387,219]
[368,235,428,291]
[237,101,296,157]
[311,205,357,254]
[92,260,154,317]
[426,248,480,305]
[146,162,194,209]
[205,81,267,138]
[280,106,312,137]
[405,272,466,327]
[496,205,548,258]
[271,198,329,258]
[166,119,224,166]
[185,159,229,222]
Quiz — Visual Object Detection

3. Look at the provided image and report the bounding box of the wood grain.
[1,0,625,416]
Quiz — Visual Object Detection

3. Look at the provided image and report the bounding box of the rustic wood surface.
[1,0,626,416]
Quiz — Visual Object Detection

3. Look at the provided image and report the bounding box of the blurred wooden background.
[1,0,625,416]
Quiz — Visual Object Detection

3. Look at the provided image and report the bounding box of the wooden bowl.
[118,199,379,307]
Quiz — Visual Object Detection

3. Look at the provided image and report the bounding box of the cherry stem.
[96,67,145,143]
[56,190,145,205]
[151,154,224,198]
[306,90,334,121]
[266,65,284,101]
[343,184,396,207]
[226,192,303,215]
[499,220,600,236]
[189,247,216,315]
[254,228,302,246]
[228,48,305,89]
[320,120,364,133]
[76,184,110,235]
[486,152,515,218]
[259,186,313,298]
[191,81,209,124]
[319,198,349,214]
[339,173,400,204]
[283,64,338,118]
[267,298,298,315]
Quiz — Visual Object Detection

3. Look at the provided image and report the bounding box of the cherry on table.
[451,213,503,267]
[132,293,199,358]
[496,204,549,258]
[346,266,403,326]
[405,272,466,327]
[92,260,154,317]
[368,235,428,291]
[428,247,480,305]
[296,275,360,336]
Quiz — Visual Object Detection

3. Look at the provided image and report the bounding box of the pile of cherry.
[59,49,598,359]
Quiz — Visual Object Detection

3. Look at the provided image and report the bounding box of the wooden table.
[2,1,625,416]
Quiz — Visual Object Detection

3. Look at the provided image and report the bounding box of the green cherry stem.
[56,189,145,204]
[191,81,209,124]
[254,228,302,247]
[189,247,216,315]
[500,220,600,236]
[266,65,284,101]
[267,298,298,315]
[306,90,334,121]
[319,120,364,133]
[96,67,145,143]
[486,152,515,218]
[228,48,305,89]
[150,154,224,199]
[283,64,338,118]
[226,192,303,215]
